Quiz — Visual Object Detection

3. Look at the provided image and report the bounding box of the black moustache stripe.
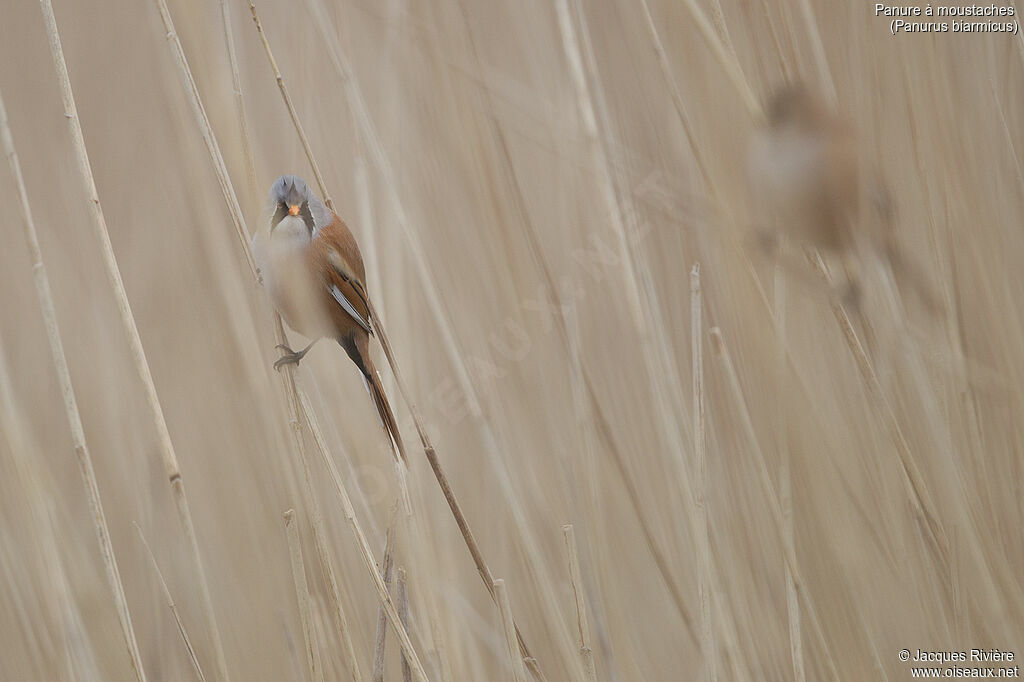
[299,201,316,234]
[272,202,288,228]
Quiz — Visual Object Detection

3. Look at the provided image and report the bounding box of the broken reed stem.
[709,327,839,680]
[297,389,430,682]
[1,85,148,682]
[561,526,598,682]
[494,580,528,682]
[40,2,232,680]
[372,510,398,682]
[134,523,206,682]
[152,1,428,677]
[557,7,705,644]
[690,266,717,682]
[284,510,325,682]
[248,0,333,211]
[397,568,412,682]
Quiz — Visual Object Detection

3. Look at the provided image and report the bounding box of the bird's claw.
[273,345,308,371]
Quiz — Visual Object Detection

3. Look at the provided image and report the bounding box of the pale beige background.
[1,0,1021,680]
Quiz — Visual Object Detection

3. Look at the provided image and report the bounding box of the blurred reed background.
[1,0,1022,680]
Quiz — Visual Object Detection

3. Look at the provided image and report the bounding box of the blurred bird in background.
[251,174,407,464]
[747,84,940,313]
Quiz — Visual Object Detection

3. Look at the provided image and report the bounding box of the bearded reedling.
[748,85,940,313]
[251,174,407,464]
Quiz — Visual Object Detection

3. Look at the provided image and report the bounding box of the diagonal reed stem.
[1,84,148,682]
[39,1,232,679]
[151,1,427,678]
[254,2,548,677]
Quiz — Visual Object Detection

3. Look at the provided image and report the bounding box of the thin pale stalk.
[795,0,837,103]
[690,265,717,682]
[297,389,429,682]
[152,0,425,675]
[773,266,804,682]
[709,328,839,680]
[281,343,367,682]
[155,0,256,280]
[397,568,412,682]
[805,251,949,566]
[0,353,102,682]
[372,510,398,682]
[219,0,260,201]
[494,581,528,682]
[677,0,760,118]
[248,1,333,210]
[286,4,549,676]
[561,526,597,682]
[134,524,206,681]
[636,0,715,192]
[26,18,179,680]
[284,510,325,682]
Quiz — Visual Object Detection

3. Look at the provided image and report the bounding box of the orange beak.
[288,204,301,216]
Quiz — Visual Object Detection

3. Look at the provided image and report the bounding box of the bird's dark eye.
[272,201,288,227]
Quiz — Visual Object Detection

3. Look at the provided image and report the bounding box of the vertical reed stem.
[494,580,528,682]
[561,525,598,682]
[284,510,325,682]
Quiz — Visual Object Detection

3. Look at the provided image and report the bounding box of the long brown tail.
[361,353,408,466]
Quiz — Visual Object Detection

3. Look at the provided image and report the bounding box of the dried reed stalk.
[39,3,238,678]
[152,2,427,677]
[805,252,949,565]
[134,523,206,681]
[296,388,429,682]
[212,6,369,678]
[0,351,103,681]
[218,0,259,201]
[494,580,528,682]
[561,526,597,682]
[709,327,839,680]
[676,0,760,118]
[397,568,412,682]
[772,268,804,682]
[555,6,702,633]
[284,510,325,682]
[260,2,548,677]
[281,343,369,682]
[795,0,837,103]
[247,1,332,210]
[636,0,714,191]
[372,512,397,682]
[689,266,717,682]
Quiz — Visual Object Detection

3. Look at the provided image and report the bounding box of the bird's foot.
[273,343,312,371]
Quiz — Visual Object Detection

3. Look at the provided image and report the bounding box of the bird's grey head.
[268,174,331,234]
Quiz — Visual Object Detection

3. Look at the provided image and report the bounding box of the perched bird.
[251,175,406,464]
[748,84,938,312]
